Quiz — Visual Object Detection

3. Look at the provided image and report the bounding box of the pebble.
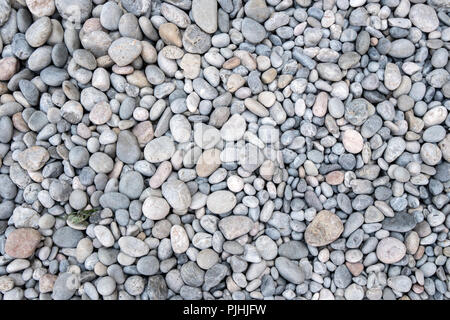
[118,237,149,258]
[305,210,344,247]
[342,129,364,154]
[218,216,253,240]
[376,237,406,264]
[108,37,142,67]
[206,191,237,214]
[5,228,41,258]
[170,225,189,254]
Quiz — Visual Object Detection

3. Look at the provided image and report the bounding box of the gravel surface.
[0,0,449,301]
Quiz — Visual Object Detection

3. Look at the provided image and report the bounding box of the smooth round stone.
[18,146,49,171]
[218,216,253,240]
[144,136,175,163]
[316,63,343,82]
[420,143,442,166]
[40,66,69,86]
[108,37,142,67]
[89,152,114,173]
[196,249,219,270]
[25,17,52,47]
[73,49,97,70]
[116,130,141,164]
[305,210,344,247]
[191,0,217,34]
[94,226,115,248]
[389,39,415,58]
[242,18,266,44]
[53,227,83,248]
[220,114,246,141]
[342,129,363,154]
[5,228,41,259]
[376,237,406,264]
[0,0,11,27]
[196,148,221,177]
[93,277,116,298]
[170,115,192,143]
[170,225,189,254]
[0,116,13,143]
[255,235,277,260]
[275,257,305,285]
[89,101,111,125]
[161,179,191,212]
[99,192,130,210]
[409,4,439,33]
[137,256,159,276]
[142,196,170,220]
[118,236,149,258]
[227,175,244,193]
[182,24,211,54]
[100,1,122,30]
[345,98,374,125]
[119,171,144,199]
[384,137,406,163]
[384,63,401,91]
[206,190,237,214]
[423,126,446,143]
[55,0,92,23]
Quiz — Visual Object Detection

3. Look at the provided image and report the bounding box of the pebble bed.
[0,0,449,301]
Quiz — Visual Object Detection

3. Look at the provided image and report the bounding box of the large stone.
[376,237,406,264]
[18,146,49,171]
[108,37,142,67]
[206,191,237,214]
[182,24,211,54]
[118,236,149,257]
[170,225,189,254]
[55,0,92,24]
[218,216,253,240]
[5,228,41,259]
[142,196,170,220]
[275,257,305,285]
[409,4,439,33]
[305,210,344,247]
[161,179,191,212]
[116,130,141,164]
[144,136,175,163]
[192,0,217,34]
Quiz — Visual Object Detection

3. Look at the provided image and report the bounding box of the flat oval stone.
[170,225,189,254]
[142,196,170,220]
[108,37,142,67]
[5,228,41,258]
[218,216,253,240]
[305,210,344,247]
[18,146,49,171]
[161,179,191,212]
[389,39,415,58]
[118,236,149,257]
[381,212,416,232]
[342,129,364,154]
[275,257,305,285]
[99,192,130,210]
[196,148,221,177]
[144,136,175,163]
[409,4,439,33]
[220,114,246,141]
[376,237,406,264]
[116,130,141,164]
[207,191,237,214]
